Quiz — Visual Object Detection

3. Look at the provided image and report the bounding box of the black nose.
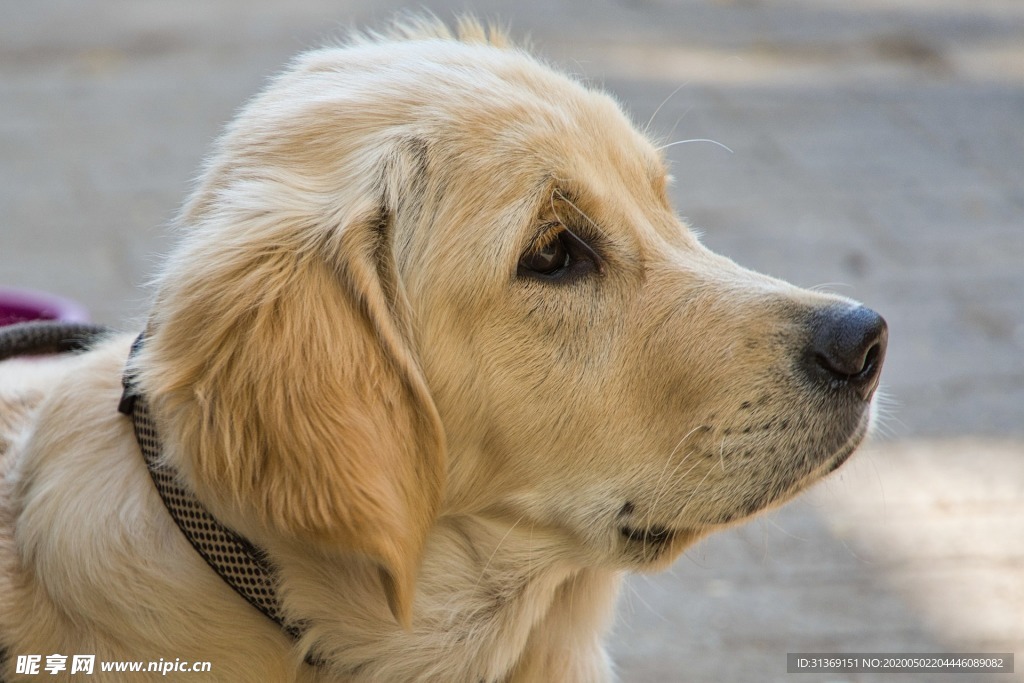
[804,305,888,400]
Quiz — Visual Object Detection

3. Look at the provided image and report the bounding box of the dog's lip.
[619,524,678,546]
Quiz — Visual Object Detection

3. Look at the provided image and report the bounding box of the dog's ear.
[142,194,445,628]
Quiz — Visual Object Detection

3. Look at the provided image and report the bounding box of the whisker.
[450,514,527,635]
[807,282,852,294]
[669,425,705,462]
[547,188,567,232]
[642,454,708,551]
[645,82,691,134]
[624,575,673,624]
[472,516,524,594]
[763,512,809,542]
[662,107,694,151]
[643,425,705,533]
[553,189,602,234]
[868,389,905,440]
[678,466,715,515]
[656,138,734,154]
[837,535,875,565]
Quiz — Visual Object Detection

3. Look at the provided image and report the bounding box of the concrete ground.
[2,1,1022,681]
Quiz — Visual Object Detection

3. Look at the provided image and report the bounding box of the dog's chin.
[815,408,873,478]
[737,413,873,520]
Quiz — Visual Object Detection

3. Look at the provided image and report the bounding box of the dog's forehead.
[291,39,666,185]
[414,47,671,220]
[471,59,662,180]
[280,39,684,253]
[366,41,661,167]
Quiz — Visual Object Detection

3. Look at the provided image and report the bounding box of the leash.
[0,320,109,360]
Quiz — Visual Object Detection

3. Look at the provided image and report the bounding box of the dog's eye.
[518,226,602,282]
[521,232,569,275]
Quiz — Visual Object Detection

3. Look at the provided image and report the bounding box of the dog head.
[141,18,886,623]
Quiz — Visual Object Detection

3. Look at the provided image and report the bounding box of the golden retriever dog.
[0,18,887,682]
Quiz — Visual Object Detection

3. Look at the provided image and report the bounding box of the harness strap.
[118,335,312,647]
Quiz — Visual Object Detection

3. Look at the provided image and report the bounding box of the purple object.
[0,287,90,326]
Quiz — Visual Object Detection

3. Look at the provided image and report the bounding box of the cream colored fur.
[0,19,878,682]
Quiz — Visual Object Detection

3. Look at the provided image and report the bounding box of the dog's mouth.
[617,523,704,567]
[612,405,874,567]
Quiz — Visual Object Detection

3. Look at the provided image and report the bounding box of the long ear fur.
[140,146,445,626]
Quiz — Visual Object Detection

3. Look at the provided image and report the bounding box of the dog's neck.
[263,515,621,681]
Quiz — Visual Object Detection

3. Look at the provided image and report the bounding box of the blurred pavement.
[2,1,1022,681]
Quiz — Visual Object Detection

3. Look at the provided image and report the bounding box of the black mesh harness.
[0,323,316,671]
[117,334,309,644]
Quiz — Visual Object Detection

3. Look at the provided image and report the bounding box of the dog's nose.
[804,305,888,400]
